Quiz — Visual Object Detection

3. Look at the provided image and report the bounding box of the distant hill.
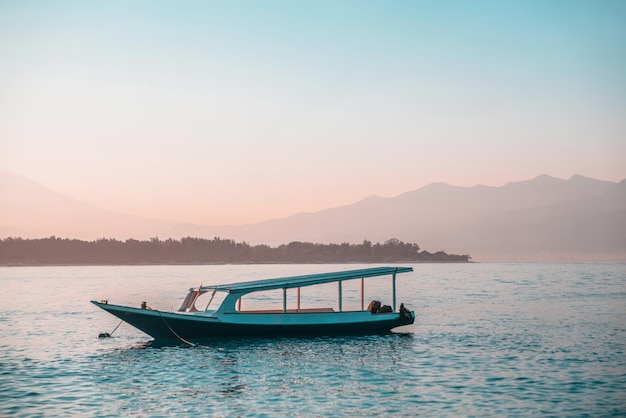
[1,171,625,261]
[166,174,625,261]
[0,172,177,240]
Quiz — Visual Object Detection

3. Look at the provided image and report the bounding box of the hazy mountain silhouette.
[2,171,624,261]
[166,174,625,261]
[0,172,177,240]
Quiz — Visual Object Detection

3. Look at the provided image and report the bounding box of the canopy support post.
[204,289,216,312]
[392,271,397,312]
[338,281,343,312]
[283,288,287,313]
[360,278,364,311]
[297,287,301,312]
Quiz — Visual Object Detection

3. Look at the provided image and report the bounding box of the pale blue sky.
[1,1,625,224]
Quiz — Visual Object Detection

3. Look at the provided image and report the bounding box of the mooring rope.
[158,311,196,347]
[110,319,123,336]
[98,319,124,338]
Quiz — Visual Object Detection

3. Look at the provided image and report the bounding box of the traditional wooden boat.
[91,266,415,342]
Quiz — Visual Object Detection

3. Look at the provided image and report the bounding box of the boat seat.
[239,308,335,313]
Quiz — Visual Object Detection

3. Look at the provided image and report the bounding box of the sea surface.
[1,263,625,417]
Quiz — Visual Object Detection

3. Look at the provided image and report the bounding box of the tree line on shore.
[0,236,471,265]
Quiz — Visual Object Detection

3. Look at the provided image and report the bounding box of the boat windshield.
[178,290,198,312]
[178,289,227,313]
[195,290,227,312]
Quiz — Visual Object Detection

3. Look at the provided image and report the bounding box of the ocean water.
[1,263,625,417]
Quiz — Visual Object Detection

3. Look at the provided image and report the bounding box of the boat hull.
[91,301,415,341]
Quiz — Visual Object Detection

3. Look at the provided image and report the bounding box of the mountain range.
[1,171,625,262]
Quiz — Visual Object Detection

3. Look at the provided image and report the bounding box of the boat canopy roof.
[198,266,413,295]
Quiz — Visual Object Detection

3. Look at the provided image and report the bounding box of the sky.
[1,0,625,225]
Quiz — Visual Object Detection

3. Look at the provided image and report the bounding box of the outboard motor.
[399,303,413,319]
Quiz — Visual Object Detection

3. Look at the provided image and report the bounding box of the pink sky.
[1,1,625,225]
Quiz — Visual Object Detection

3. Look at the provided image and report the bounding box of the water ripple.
[1,263,625,416]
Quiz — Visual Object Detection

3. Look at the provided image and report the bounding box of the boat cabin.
[177,266,413,316]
